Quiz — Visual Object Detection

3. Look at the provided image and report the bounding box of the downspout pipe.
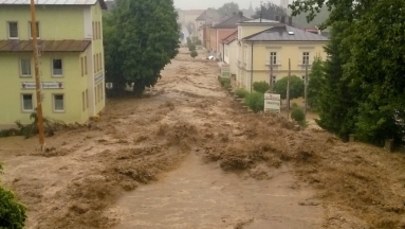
[250,41,254,92]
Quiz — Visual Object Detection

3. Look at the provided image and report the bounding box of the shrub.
[253,81,270,94]
[273,75,304,99]
[0,165,26,229]
[218,77,231,89]
[235,88,249,98]
[190,50,198,58]
[244,92,264,113]
[188,43,196,52]
[291,106,306,126]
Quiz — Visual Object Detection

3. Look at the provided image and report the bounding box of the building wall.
[0,3,106,128]
[0,52,89,126]
[237,40,328,91]
[0,5,85,40]
[223,40,238,76]
[238,24,273,39]
[208,28,236,54]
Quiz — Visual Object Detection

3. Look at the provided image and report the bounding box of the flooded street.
[0,49,404,228]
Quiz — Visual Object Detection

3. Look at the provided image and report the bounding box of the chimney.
[280,16,286,24]
[288,16,293,26]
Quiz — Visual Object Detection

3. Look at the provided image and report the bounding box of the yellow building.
[236,19,328,91]
[0,0,107,128]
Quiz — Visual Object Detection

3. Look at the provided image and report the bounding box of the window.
[84,56,88,75]
[21,94,33,112]
[29,21,39,38]
[53,94,64,112]
[20,58,32,77]
[302,52,310,65]
[81,57,84,76]
[52,58,63,76]
[270,52,277,65]
[8,22,18,39]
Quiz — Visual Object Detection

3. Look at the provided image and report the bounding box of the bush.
[273,75,304,99]
[253,81,270,94]
[244,92,264,113]
[235,88,249,98]
[188,43,196,52]
[218,77,231,89]
[0,165,26,229]
[291,106,306,126]
[190,50,198,58]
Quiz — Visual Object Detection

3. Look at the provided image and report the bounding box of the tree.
[0,165,26,229]
[290,0,405,145]
[307,57,324,110]
[252,2,287,20]
[104,0,180,96]
[273,76,304,100]
[217,3,239,17]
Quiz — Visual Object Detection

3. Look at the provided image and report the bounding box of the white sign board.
[21,82,64,90]
[264,93,281,113]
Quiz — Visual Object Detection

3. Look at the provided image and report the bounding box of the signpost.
[264,93,281,113]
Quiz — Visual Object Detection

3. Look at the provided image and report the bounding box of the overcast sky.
[173,0,280,10]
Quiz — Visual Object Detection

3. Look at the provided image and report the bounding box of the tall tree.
[291,0,405,144]
[217,2,239,17]
[104,0,180,95]
[252,2,287,20]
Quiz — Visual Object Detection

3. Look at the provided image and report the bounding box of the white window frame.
[302,52,310,65]
[19,58,32,77]
[7,21,18,39]
[53,94,65,112]
[52,58,63,77]
[21,93,34,112]
[270,52,277,65]
[28,21,40,39]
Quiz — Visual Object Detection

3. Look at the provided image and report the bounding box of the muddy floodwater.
[0,49,404,229]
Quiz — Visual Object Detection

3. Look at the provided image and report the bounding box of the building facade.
[236,20,328,91]
[0,0,107,128]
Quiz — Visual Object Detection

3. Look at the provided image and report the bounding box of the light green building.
[0,0,107,128]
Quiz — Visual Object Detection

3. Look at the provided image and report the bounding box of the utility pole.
[304,63,309,115]
[269,54,273,91]
[30,0,45,150]
[286,58,291,119]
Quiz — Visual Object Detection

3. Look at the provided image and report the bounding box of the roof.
[0,40,91,52]
[0,0,107,9]
[213,13,250,29]
[244,25,328,41]
[196,9,221,24]
[222,30,238,45]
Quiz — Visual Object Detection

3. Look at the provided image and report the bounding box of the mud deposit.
[0,49,404,229]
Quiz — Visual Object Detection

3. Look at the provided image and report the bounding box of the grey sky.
[173,0,280,10]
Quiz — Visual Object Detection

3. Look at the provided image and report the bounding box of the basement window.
[53,94,64,112]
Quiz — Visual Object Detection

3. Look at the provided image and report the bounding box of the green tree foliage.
[190,50,198,58]
[291,0,405,144]
[244,92,264,113]
[217,2,239,17]
[104,0,180,96]
[253,81,270,94]
[0,165,26,229]
[273,76,304,100]
[307,57,324,110]
[252,2,287,20]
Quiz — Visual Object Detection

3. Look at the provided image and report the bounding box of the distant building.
[206,13,250,57]
[177,9,204,38]
[195,9,221,46]
[0,0,107,128]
